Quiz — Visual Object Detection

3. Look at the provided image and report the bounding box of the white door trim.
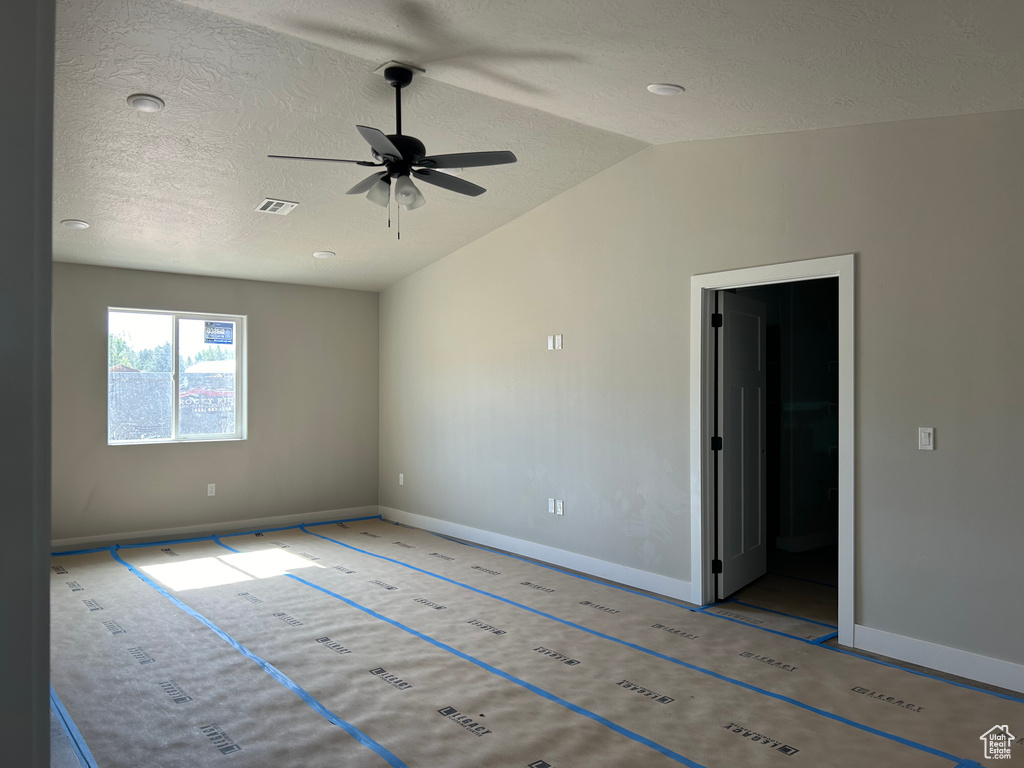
[689,254,855,646]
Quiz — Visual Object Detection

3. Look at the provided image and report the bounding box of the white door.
[715,291,767,599]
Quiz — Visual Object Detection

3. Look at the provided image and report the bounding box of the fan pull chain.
[384,186,400,239]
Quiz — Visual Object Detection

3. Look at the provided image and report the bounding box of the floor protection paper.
[730,572,839,627]
[51,550,400,768]
[51,516,1022,767]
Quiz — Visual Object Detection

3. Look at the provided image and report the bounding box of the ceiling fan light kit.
[269,64,517,220]
[394,175,424,208]
[365,176,391,207]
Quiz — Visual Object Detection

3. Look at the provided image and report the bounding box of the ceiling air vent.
[255,198,299,215]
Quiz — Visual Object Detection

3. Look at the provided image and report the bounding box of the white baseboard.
[51,505,381,551]
[853,624,1024,695]
[380,506,695,604]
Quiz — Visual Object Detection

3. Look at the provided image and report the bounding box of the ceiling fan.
[269,64,517,211]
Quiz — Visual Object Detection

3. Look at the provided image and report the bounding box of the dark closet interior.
[734,278,839,589]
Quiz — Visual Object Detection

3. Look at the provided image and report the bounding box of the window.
[108,308,246,444]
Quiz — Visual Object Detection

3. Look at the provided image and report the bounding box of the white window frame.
[107,307,247,445]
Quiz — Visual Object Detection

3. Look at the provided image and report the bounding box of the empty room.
[4,1,1024,766]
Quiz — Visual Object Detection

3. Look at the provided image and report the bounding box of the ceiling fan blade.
[417,151,517,169]
[268,154,380,166]
[346,172,388,195]
[412,168,486,197]
[356,125,403,160]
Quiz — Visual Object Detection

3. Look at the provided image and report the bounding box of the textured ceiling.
[53,0,1024,291]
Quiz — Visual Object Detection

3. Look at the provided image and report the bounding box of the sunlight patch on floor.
[140,549,321,591]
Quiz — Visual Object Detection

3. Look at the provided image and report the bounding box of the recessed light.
[312,251,335,259]
[60,219,90,229]
[126,93,165,112]
[647,83,685,96]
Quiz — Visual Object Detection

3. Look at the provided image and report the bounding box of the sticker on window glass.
[204,322,234,344]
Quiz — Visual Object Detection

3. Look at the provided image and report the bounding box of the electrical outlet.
[207,483,216,497]
[555,499,564,516]
[399,473,404,485]
[554,334,563,350]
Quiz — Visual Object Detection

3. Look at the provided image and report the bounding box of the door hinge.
[711,558,723,574]
[711,436,723,451]
[711,313,723,328]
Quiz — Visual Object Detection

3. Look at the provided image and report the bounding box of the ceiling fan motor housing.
[383,65,415,89]
[375,134,427,177]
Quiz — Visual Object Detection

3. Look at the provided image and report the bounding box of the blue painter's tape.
[281,569,705,767]
[406,527,1024,705]
[220,535,702,765]
[696,604,841,643]
[50,515,383,557]
[434,531,826,647]
[133,516,1024,708]
[823,645,1024,704]
[298,526,969,766]
[692,604,811,643]
[117,534,220,550]
[723,599,839,629]
[339,528,835,647]
[50,685,98,768]
[51,546,115,557]
[108,549,407,768]
[382,526,818,636]
[307,526,823,646]
[217,515,384,540]
[432,533,801,624]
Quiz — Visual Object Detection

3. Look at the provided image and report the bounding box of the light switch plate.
[548,498,556,514]
[554,334,563,350]
[547,335,554,350]
[918,427,935,450]
[555,499,564,516]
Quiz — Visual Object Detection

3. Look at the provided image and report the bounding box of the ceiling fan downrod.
[383,65,414,136]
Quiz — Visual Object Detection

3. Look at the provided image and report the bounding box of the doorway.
[689,254,855,646]
[727,279,839,618]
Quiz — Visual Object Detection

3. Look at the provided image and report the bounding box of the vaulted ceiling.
[53,0,1024,290]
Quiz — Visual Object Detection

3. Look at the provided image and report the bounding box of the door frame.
[689,254,855,646]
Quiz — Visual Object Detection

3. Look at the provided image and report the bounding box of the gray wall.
[380,109,1024,665]
[53,264,379,541]
[0,0,53,764]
